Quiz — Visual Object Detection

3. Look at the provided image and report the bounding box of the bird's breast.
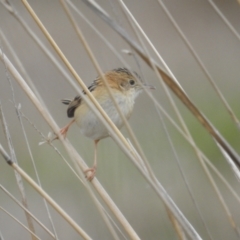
[74,91,135,140]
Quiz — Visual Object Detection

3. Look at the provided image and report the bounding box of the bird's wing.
[62,79,98,118]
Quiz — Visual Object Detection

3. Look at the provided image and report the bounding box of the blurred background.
[1,0,240,239]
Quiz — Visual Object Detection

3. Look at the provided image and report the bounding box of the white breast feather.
[75,89,137,140]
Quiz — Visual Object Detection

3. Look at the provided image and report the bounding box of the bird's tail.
[61,99,71,105]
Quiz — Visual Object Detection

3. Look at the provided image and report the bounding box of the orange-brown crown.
[95,68,141,92]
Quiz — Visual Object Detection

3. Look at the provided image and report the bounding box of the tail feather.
[61,99,71,105]
[62,96,81,118]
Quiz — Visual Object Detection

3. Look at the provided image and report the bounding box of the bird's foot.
[84,166,96,181]
[52,120,75,142]
[59,126,69,138]
[51,123,72,142]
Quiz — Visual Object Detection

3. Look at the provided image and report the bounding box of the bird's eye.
[129,80,135,85]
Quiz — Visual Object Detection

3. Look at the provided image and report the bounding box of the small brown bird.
[60,68,154,181]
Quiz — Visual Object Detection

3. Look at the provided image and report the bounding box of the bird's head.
[101,68,155,99]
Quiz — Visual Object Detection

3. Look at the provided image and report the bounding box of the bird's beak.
[143,83,156,90]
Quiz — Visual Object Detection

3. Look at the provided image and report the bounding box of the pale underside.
[74,88,140,140]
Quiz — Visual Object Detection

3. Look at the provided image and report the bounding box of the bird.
[60,67,154,181]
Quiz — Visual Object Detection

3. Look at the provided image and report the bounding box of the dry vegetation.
[1,1,240,239]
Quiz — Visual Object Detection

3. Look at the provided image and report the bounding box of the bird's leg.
[59,119,75,138]
[52,119,75,141]
[84,139,99,181]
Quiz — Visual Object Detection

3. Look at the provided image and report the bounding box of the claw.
[59,126,68,138]
[52,119,75,141]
